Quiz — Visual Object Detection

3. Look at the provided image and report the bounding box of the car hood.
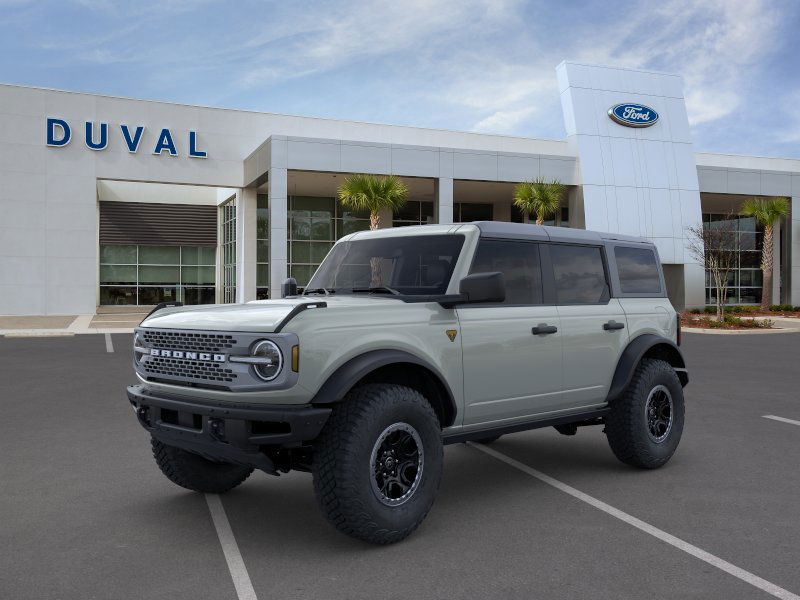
[139,296,401,332]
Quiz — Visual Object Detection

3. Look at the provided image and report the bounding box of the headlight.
[251,340,283,381]
[133,332,146,364]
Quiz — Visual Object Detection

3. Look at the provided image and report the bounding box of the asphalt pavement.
[1,332,798,599]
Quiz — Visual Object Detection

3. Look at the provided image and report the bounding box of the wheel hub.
[644,384,673,443]
[369,422,424,506]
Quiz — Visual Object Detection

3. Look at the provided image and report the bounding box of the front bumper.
[127,384,331,473]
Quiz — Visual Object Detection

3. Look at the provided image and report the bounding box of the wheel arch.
[606,334,688,403]
[311,349,457,428]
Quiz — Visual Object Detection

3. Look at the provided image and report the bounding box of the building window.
[511,204,569,226]
[256,194,269,299]
[455,203,493,222]
[99,245,215,306]
[703,213,764,305]
[393,200,434,227]
[287,196,370,287]
[221,197,236,303]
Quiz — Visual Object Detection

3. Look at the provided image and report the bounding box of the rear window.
[550,245,608,304]
[614,246,661,294]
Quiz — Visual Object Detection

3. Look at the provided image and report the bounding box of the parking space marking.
[469,442,800,600]
[104,333,114,353]
[763,415,800,427]
[205,494,258,600]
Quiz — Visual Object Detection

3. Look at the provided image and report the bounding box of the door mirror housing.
[458,271,505,304]
[281,277,298,298]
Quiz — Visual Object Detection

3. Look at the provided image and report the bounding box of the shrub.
[703,306,715,314]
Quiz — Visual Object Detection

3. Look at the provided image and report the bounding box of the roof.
[471,221,652,245]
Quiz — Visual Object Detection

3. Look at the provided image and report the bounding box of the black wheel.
[605,358,684,469]
[151,438,253,493]
[312,383,443,544]
[474,435,502,444]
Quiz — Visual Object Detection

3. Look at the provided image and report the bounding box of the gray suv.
[128,222,688,544]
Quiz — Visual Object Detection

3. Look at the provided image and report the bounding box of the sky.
[1,0,799,157]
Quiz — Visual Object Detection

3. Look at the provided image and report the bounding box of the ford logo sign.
[608,103,659,128]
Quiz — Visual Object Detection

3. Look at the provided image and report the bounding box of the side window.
[550,244,608,304]
[614,246,662,294]
[469,240,543,304]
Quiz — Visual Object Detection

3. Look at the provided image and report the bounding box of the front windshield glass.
[305,234,465,296]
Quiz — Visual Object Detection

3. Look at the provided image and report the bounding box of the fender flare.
[310,349,457,427]
[606,334,688,403]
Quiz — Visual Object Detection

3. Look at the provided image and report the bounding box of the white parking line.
[104,333,114,353]
[763,415,800,427]
[469,442,800,600]
[205,493,258,600]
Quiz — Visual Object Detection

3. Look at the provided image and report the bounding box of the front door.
[457,239,564,426]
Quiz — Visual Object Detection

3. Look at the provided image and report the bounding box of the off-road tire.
[312,383,443,544]
[605,358,684,469]
[151,438,253,493]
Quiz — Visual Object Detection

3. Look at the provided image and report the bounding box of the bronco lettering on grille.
[149,349,226,362]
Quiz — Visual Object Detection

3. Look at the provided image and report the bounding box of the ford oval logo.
[608,103,659,128]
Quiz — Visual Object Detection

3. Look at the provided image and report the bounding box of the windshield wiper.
[303,287,335,296]
[350,286,401,295]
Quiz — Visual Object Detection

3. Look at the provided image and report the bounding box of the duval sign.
[608,103,659,128]
[45,117,207,157]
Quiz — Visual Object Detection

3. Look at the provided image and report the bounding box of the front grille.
[142,330,237,353]
[143,356,238,383]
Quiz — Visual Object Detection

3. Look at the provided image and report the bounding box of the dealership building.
[2,61,800,316]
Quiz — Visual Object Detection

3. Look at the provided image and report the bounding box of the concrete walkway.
[0,312,144,337]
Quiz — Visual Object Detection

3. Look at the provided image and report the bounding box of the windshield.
[305,234,465,296]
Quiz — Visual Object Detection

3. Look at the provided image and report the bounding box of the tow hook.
[135,406,150,426]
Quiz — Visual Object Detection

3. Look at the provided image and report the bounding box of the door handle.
[532,324,558,335]
[603,320,625,331]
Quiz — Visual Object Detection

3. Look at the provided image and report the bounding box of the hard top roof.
[470,221,652,245]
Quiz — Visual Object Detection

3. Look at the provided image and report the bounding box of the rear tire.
[312,383,443,544]
[151,438,253,493]
[605,358,684,469]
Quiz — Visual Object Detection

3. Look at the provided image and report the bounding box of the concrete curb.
[683,327,799,335]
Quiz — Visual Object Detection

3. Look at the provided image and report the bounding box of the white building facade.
[2,61,799,315]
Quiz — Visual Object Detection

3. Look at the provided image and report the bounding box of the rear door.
[546,243,629,407]
[457,239,563,426]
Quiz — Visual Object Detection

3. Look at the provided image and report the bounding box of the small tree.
[337,174,408,287]
[686,216,737,322]
[740,197,789,308]
[337,173,408,230]
[513,178,565,225]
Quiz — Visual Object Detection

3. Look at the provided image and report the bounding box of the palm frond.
[740,196,789,226]
[513,177,565,223]
[338,174,408,215]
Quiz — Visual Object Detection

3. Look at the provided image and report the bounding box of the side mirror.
[281,277,298,298]
[458,272,505,304]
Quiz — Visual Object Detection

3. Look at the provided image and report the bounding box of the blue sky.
[2,0,798,157]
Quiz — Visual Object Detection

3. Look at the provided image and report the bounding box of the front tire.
[605,358,684,469]
[151,438,253,493]
[312,383,443,544]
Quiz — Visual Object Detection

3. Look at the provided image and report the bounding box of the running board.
[442,407,610,445]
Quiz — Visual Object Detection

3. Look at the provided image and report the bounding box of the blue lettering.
[120,125,145,153]
[85,122,108,150]
[46,118,71,147]
[188,131,207,158]
[153,128,177,156]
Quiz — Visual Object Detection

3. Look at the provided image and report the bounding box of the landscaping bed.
[681,310,775,330]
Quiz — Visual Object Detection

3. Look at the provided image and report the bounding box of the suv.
[128,222,688,544]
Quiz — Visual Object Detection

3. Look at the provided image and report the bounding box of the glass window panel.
[421,201,434,219]
[257,264,269,287]
[257,209,269,238]
[458,203,493,222]
[181,246,200,265]
[199,247,215,265]
[139,245,180,264]
[99,286,137,305]
[395,201,421,222]
[295,196,335,212]
[291,264,314,287]
[469,240,542,304]
[291,215,311,240]
[738,232,757,251]
[183,287,216,305]
[257,240,269,263]
[291,241,311,263]
[139,265,180,285]
[256,287,270,300]
[182,266,215,285]
[739,288,762,304]
[311,242,333,264]
[551,245,608,304]
[339,218,370,236]
[739,269,762,287]
[100,245,137,264]
[138,287,178,304]
[740,252,760,268]
[614,247,661,294]
[100,265,137,284]
[311,217,333,241]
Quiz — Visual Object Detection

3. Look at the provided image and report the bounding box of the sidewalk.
[0,312,144,337]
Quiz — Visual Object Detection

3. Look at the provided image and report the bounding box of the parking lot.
[1,332,799,600]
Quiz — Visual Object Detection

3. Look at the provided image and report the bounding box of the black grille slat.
[143,356,238,383]
[142,330,237,353]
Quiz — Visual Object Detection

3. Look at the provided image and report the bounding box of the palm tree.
[513,178,565,225]
[740,196,789,308]
[337,173,408,230]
